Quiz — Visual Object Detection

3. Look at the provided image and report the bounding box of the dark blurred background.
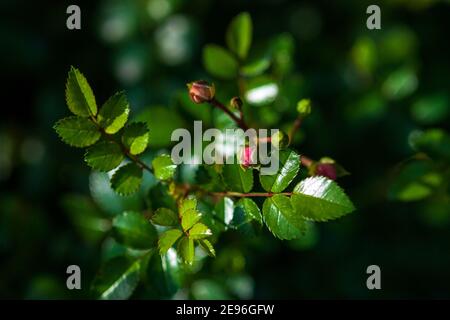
[1,0,449,299]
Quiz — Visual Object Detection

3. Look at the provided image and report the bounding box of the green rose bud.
[271,130,289,150]
[297,99,312,116]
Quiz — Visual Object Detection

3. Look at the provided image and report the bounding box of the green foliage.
[65,66,97,117]
[53,10,360,299]
[151,208,178,226]
[97,91,130,134]
[112,211,157,249]
[203,45,238,79]
[158,229,183,255]
[177,237,195,265]
[235,198,263,225]
[111,163,143,196]
[226,12,252,60]
[291,176,355,221]
[152,154,177,180]
[260,150,300,192]
[54,116,100,147]
[263,195,305,240]
[122,122,149,155]
[85,141,124,172]
[222,163,253,193]
[91,255,149,300]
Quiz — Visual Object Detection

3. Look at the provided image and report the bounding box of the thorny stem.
[209,98,249,130]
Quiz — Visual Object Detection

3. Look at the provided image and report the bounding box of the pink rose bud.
[315,163,337,180]
[187,80,215,104]
[240,146,255,167]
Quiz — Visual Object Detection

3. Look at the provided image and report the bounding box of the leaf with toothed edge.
[158,229,183,255]
[152,154,177,180]
[98,91,130,134]
[65,66,97,117]
[122,122,149,155]
[110,163,143,196]
[291,176,355,222]
[188,223,212,240]
[198,239,215,257]
[85,141,124,172]
[260,149,300,193]
[262,194,306,240]
[151,208,179,226]
[178,236,195,265]
[54,116,100,147]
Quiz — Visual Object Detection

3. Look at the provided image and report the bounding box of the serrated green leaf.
[98,91,130,134]
[91,256,144,300]
[54,116,101,147]
[110,163,143,196]
[158,229,183,255]
[188,223,212,240]
[178,236,194,265]
[179,196,197,215]
[291,176,355,221]
[151,208,179,226]
[260,150,300,192]
[152,154,177,180]
[112,211,157,249]
[226,12,252,60]
[235,198,262,225]
[65,66,97,117]
[122,122,149,155]
[85,141,124,171]
[203,45,238,79]
[262,195,305,240]
[181,209,202,232]
[198,239,215,257]
[222,163,253,193]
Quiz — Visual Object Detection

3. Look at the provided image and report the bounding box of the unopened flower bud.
[187,80,215,104]
[297,99,312,117]
[315,163,337,180]
[271,130,289,150]
[230,96,243,110]
[240,146,256,168]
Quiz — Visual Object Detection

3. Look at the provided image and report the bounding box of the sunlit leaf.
[122,122,149,155]
[54,116,100,147]
[291,176,355,221]
[188,223,212,240]
[177,236,194,265]
[262,194,305,240]
[98,91,129,134]
[158,229,183,255]
[65,66,97,117]
[152,154,177,180]
[260,149,300,192]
